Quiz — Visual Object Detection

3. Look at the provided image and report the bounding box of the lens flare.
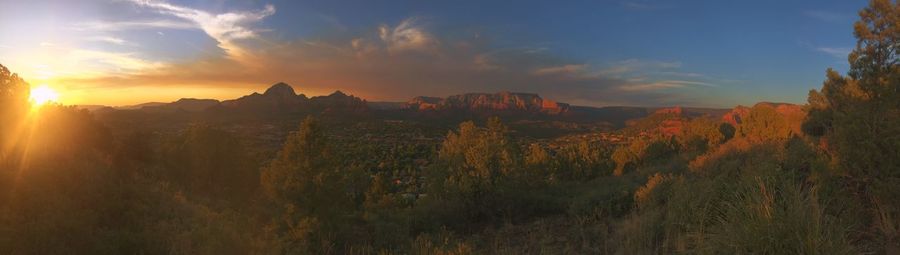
[30,85,60,106]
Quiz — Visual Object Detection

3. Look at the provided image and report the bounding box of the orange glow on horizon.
[29,85,60,107]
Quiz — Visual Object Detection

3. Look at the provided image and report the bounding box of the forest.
[0,1,898,254]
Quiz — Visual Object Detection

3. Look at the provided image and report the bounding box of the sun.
[30,85,60,107]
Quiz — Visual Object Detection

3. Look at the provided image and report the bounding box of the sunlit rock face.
[403,91,570,114]
[406,96,443,110]
[654,106,683,115]
[722,105,751,126]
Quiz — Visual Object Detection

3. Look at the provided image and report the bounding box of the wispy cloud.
[815,47,852,58]
[129,0,276,60]
[619,80,716,91]
[533,64,586,76]
[68,50,166,74]
[72,20,196,31]
[657,71,705,78]
[85,36,136,46]
[597,59,681,77]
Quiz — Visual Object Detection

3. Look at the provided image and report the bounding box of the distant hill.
[139,98,220,113]
[89,82,732,138]
[120,102,166,109]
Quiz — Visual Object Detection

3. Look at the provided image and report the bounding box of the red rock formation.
[659,119,684,137]
[722,105,750,126]
[405,96,443,110]
[654,106,683,115]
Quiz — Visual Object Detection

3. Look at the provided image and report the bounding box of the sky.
[0,0,867,107]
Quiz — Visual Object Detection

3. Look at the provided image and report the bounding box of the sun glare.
[30,85,60,106]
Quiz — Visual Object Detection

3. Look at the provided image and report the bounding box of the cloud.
[66,21,710,107]
[378,18,438,53]
[129,0,275,60]
[533,64,586,76]
[657,71,705,78]
[52,3,717,107]
[620,80,715,92]
[815,47,852,58]
[619,80,716,91]
[68,50,167,74]
[597,59,681,77]
[85,36,135,46]
[72,20,197,31]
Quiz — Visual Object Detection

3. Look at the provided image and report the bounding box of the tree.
[0,64,29,116]
[806,0,900,179]
[261,116,366,254]
[428,117,522,225]
[0,64,30,158]
[737,105,793,142]
[678,117,727,153]
[804,0,900,250]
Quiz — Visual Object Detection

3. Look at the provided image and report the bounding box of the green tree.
[261,116,367,254]
[737,104,793,142]
[427,117,523,226]
[678,117,727,153]
[804,0,900,250]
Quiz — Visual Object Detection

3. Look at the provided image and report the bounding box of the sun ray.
[29,85,59,107]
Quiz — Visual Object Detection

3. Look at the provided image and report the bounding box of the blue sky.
[0,0,866,107]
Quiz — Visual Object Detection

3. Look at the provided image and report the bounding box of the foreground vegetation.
[0,1,898,254]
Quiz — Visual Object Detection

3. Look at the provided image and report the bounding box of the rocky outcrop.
[404,91,570,114]
[406,96,443,110]
[654,106,683,115]
[722,105,750,126]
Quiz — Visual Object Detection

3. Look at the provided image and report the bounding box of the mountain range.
[81,82,769,130]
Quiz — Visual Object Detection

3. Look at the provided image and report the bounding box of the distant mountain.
[117,102,167,110]
[91,83,734,134]
[140,98,220,112]
[74,105,111,111]
[308,90,368,113]
[219,82,309,112]
[90,82,369,119]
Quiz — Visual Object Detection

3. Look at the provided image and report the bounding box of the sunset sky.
[0,0,864,107]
